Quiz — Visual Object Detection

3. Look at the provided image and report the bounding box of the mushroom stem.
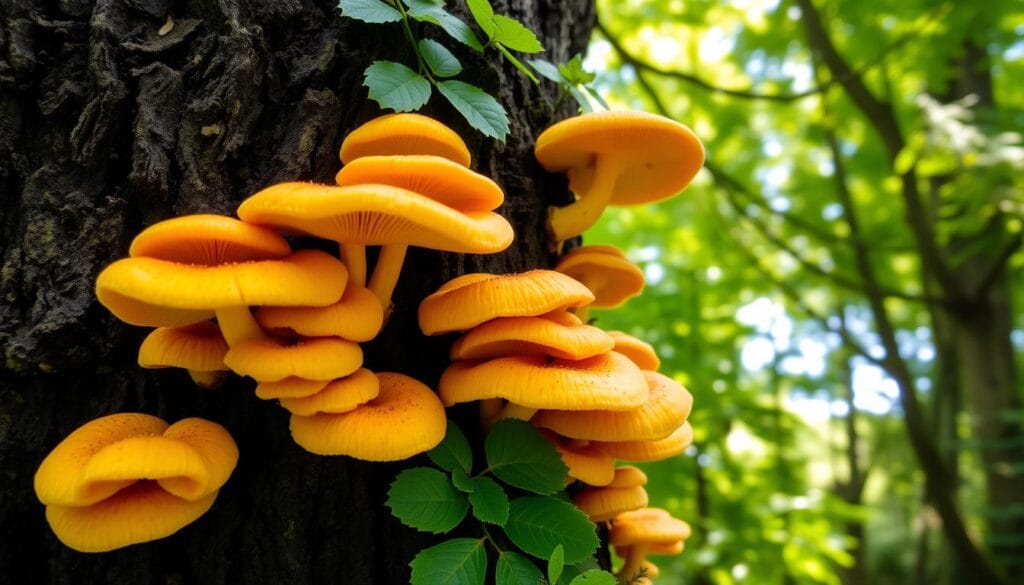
[214,306,265,346]
[574,304,592,324]
[340,243,367,288]
[496,402,538,422]
[368,244,408,307]
[479,399,504,428]
[548,155,621,242]
[617,543,650,583]
[188,370,227,389]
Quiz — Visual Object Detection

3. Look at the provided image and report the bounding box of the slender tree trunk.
[0,1,594,582]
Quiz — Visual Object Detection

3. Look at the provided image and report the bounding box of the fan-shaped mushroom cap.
[533,371,692,441]
[96,249,347,327]
[255,377,330,400]
[237,183,512,253]
[129,214,291,264]
[256,284,384,342]
[608,331,661,370]
[419,271,594,335]
[610,508,692,546]
[607,466,648,489]
[439,351,647,411]
[278,368,380,416]
[450,311,614,361]
[34,414,237,552]
[555,245,645,308]
[594,422,694,462]
[340,113,471,166]
[335,155,502,212]
[540,430,616,486]
[138,322,230,389]
[573,483,649,523]
[290,372,446,460]
[224,336,363,382]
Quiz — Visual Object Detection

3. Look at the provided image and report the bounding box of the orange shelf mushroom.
[608,331,661,370]
[555,245,645,321]
[574,466,650,523]
[610,508,692,582]
[339,112,472,167]
[137,321,230,389]
[34,413,238,552]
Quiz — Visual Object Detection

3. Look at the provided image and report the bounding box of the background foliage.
[585,0,1023,583]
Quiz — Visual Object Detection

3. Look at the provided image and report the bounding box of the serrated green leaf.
[465,0,496,35]
[339,0,402,23]
[405,0,483,51]
[410,538,488,585]
[496,44,539,84]
[503,496,599,564]
[452,468,475,493]
[568,570,618,585]
[429,420,473,473]
[495,551,543,585]
[436,80,509,141]
[387,467,469,533]
[469,476,510,524]
[485,419,567,494]
[363,61,431,112]
[491,15,544,53]
[529,59,563,83]
[558,55,594,85]
[548,545,565,585]
[419,38,463,77]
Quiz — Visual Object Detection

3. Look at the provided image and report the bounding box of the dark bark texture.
[0,0,594,582]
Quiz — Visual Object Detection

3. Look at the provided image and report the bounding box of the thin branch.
[971,231,1023,300]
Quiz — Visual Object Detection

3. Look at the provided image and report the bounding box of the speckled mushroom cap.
[129,214,291,265]
[540,429,616,487]
[419,271,595,335]
[34,413,237,552]
[594,421,694,462]
[224,336,363,382]
[449,310,614,361]
[278,368,381,416]
[237,183,513,252]
[340,113,471,167]
[290,372,446,460]
[533,371,693,441]
[608,331,661,370]
[256,284,384,342]
[439,351,648,411]
[137,321,229,373]
[555,245,645,308]
[335,155,503,212]
[96,249,347,327]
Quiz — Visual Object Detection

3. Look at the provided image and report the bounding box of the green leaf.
[568,570,618,585]
[485,419,567,494]
[558,55,594,85]
[387,467,469,533]
[452,468,475,493]
[568,86,593,113]
[495,551,543,585]
[496,44,539,84]
[503,496,599,564]
[436,80,509,141]
[465,0,496,35]
[410,538,488,585]
[529,59,563,83]
[585,86,609,110]
[468,476,510,525]
[548,545,565,585]
[363,61,431,112]
[405,0,483,51]
[339,0,402,23]
[490,15,544,53]
[419,39,463,77]
[429,420,473,473]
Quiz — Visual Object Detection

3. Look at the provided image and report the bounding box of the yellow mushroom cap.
[607,466,648,489]
[439,351,648,411]
[533,371,693,441]
[255,284,384,342]
[255,377,330,400]
[138,321,228,372]
[540,430,616,486]
[419,271,595,335]
[340,113,471,166]
[535,111,704,206]
[224,336,363,382]
[129,214,291,265]
[594,422,694,462]
[573,484,649,523]
[608,331,660,370]
[237,182,512,253]
[289,372,446,461]
[450,311,614,361]
[278,368,381,416]
[555,245,644,308]
[610,507,692,546]
[335,155,503,212]
[96,249,348,327]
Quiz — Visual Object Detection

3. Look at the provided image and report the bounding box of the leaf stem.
[389,0,433,81]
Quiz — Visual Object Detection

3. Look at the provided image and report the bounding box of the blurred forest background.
[585,0,1023,583]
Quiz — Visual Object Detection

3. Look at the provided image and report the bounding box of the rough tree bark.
[0,1,594,582]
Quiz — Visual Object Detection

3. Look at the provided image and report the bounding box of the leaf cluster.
[529,55,609,113]
[387,419,618,585]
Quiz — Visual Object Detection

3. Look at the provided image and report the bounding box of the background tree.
[0,1,595,582]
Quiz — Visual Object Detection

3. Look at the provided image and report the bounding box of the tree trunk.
[0,1,594,582]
